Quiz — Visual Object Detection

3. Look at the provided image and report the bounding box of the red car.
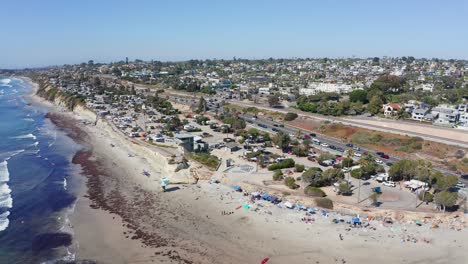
[307,157,315,162]
[381,154,390,159]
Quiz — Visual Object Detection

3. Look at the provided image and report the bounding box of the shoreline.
[24,77,468,264]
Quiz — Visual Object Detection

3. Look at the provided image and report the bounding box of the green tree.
[301,167,323,185]
[349,89,368,103]
[268,95,280,107]
[433,174,458,192]
[434,191,458,212]
[367,96,383,115]
[284,112,298,121]
[272,132,291,151]
[197,97,207,113]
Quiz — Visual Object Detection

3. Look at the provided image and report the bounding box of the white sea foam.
[0,161,10,182]
[0,215,9,232]
[63,178,67,190]
[0,79,12,88]
[0,162,13,209]
[11,133,36,140]
[0,196,12,209]
[23,118,35,122]
[0,149,25,162]
[0,183,11,196]
[0,211,10,220]
[0,78,11,84]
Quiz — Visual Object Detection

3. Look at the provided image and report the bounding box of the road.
[240,113,467,184]
[230,100,468,148]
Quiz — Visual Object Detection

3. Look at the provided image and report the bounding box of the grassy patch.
[148,141,178,149]
[187,152,220,170]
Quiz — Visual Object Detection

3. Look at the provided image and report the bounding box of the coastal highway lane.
[230,100,468,149]
[240,113,462,179]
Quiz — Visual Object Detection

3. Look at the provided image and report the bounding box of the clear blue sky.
[1,0,467,68]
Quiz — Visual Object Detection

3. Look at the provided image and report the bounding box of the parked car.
[336,148,344,153]
[346,143,354,147]
[303,135,311,139]
[376,151,384,156]
[456,182,466,188]
[321,143,329,148]
[273,124,279,127]
[279,124,285,127]
[375,159,383,164]
[272,128,279,132]
[381,154,390,159]
[352,146,360,151]
[307,156,315,162]
[353,152,362,157]
[386,162,393,167]
[329,145,336,150]
[383,181,396,187]
[309,133,317,137]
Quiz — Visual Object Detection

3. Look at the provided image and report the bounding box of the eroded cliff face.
[35,80,194,184]
[36,81,97,122]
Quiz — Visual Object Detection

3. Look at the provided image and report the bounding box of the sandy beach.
[24,80,467,264]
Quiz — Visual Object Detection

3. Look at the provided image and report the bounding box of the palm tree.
[296,129,302,139]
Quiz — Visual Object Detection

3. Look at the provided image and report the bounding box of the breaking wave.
[11,133,37,140]
[0,161,13,231]
[0,211,10,232]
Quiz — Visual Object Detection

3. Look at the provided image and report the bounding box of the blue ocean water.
[0,77,81,263]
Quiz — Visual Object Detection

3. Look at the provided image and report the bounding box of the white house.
[382,103,402,118]
[299,82,354,96]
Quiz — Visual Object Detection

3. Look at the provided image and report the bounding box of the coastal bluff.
[33,79,194,185]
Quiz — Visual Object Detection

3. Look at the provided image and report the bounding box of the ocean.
[0,77,82,263]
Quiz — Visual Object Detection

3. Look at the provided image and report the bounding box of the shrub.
[284,177,299,189]
[350,168,363,179]
[315,197,333,209]
[273,170,284,181]
[418,191,434,203]
[304,186,326,197]
[294,164,305,173]
[284,112,298,121]
[187,152,220,170]
[338,183,352,195]
[268,158,295,171]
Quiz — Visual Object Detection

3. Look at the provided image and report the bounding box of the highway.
[230,100,468,149]
[240,113,466,183]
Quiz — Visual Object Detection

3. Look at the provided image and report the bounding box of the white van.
[312,138,320,145]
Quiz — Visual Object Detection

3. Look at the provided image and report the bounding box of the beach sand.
[26,82,468,264]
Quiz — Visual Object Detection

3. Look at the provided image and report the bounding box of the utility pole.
[357,176,361,204]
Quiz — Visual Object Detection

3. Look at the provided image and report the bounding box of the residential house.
[459,112,468,127]
[411,108,430,121]
[258,87,270,95]
[431,105,459,127]
[382,103,402,118]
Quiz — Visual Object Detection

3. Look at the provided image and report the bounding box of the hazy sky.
[1,0,467,68]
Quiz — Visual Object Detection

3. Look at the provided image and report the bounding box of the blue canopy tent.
[352,217,361,225]
[233,185,242,192]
